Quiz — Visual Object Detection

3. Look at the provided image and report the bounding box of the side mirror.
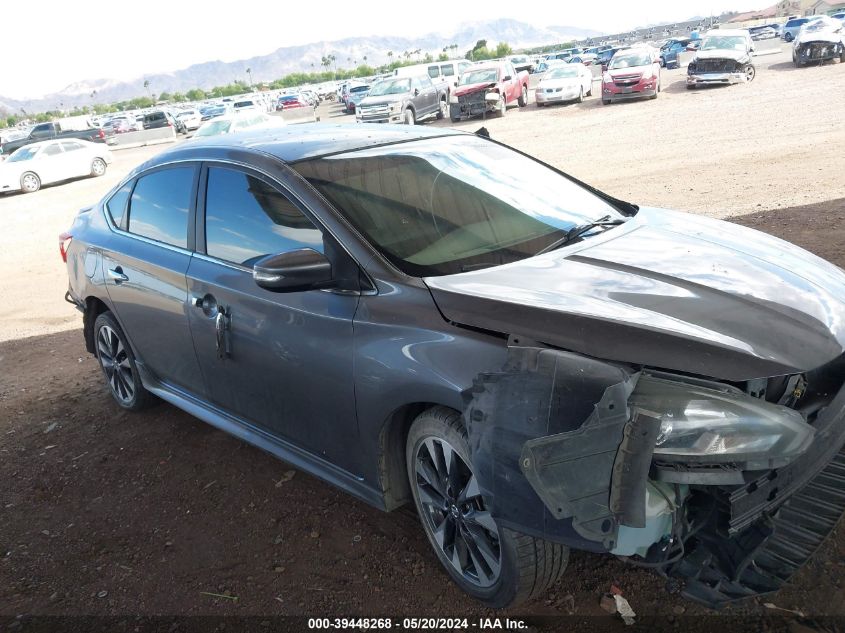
[414,88,420,96]
[253,248,333,292]
[503,75,512,81]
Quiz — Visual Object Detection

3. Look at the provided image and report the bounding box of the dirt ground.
[2,47,845,629]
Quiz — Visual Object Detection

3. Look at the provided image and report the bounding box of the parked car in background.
[233,99,260,113]
[200,104,228,121]
[277,94,310,110]
[0,121,107,156]
[532,59,566,74]
[508,55,534,73]
[535,63,594,106]
[344,84,372,113]
[687,30,756,88]
[450,62,529,121]
[143,110,186,134]
[62,124,845,612]
[596,47,621,67]
[356,75,447,124]
[109,117,137,134]
[660,38,692,67]
[394,61,468,92]
[0,139,110,193]
[192,112,286,138]
[792,15,845,66]
[601,47,662,104]
[749,25,779,41]
[783,17,813,41]
[568,53,599,66]
[176,109,203,131]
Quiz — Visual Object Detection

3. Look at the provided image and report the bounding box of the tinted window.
[440,64,455,76]
[427,66,439,78]
[43,144,63,156]
[204,167,323,266]
[106,181,134,227]
[128,167,194,248]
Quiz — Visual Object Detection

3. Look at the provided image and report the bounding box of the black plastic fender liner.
[610,410,662,528]
[464,342,639,551]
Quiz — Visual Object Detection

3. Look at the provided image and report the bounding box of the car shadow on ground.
[768,59,840,71]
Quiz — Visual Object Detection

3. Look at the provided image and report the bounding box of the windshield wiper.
[535,215,627,256]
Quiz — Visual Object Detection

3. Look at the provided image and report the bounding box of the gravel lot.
[2,46,845,628]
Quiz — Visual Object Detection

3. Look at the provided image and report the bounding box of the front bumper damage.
[465,342,845,607]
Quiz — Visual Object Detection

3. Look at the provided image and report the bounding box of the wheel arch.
[378,401,461,511]
[83,296,112,354]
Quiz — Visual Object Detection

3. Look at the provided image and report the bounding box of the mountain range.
[0,19,600,114]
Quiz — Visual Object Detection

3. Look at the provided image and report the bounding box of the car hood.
[359,94,406,106]
[538,77,582,89]
[693,48,750,62]
[795,30,844,44]
[607,66,647,77]
[454,82,497,97]
[424,207,845,381]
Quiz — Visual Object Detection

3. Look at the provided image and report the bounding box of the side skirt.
[140,370,387,511]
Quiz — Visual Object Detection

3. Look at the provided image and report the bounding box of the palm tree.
[329,54,337,78]
[387,50,393,62]
[363,55,368,65]
[143,79,151,98]
[246,67,253,87]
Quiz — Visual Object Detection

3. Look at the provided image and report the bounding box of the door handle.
[107,267,129,283]
[215,307,232,360]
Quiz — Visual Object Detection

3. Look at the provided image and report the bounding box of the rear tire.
[91,158,107,177]
[94,311,154,411]
[406,407,569,608]
[20,172,40,193]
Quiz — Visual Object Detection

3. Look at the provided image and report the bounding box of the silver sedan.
[534,63,594,106]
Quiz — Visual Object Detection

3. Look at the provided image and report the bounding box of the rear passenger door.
[102,164,206,396]
[185,163,360,468]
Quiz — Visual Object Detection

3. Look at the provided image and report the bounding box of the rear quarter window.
[106,181,134,228]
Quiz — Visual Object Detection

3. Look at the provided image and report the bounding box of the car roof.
[153,123,466,164]
[705,29,751,36]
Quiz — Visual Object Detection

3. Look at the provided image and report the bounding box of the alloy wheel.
[97,325,135,405]
[21,173,40,193]
[414,436,502,588]
[92,158,106,176]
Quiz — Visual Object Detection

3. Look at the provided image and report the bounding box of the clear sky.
[4,0,762,99]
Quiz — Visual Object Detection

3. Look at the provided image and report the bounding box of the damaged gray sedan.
[63,124,845,609]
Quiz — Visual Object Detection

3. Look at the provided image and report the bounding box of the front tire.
[497,96,507,117]
[403,108,416,125]
[576,87,584,103]
[518,85,528,107]
[406,407,569,608]
[94,311,154,411]
[20,172,40,193]
[436,97,447,120]
[91,158,107,177]
[743,64,756,82]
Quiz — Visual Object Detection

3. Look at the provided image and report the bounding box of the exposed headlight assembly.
[630,374,814,471]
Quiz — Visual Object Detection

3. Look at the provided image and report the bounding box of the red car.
[449,61,529,122]
[601,47,662,105]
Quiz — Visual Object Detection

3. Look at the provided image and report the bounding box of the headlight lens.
[630,375,814,470]
[449,95,459,104]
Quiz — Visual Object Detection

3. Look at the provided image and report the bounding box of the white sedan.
[176,108,203,131]
[534,63,595,106]
[0,139,112,194]
[192,112,286,138]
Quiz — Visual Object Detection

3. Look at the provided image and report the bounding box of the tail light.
[59,232,73,263]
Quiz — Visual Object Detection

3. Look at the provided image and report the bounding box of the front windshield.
[294,136,621,277]
[368,79,411,96]
[701,35,747,50]
[7,146,39,162]
[609,53,651,69]
[459,69,499,85]
[195,120,233,136]
[547,67,579,79]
